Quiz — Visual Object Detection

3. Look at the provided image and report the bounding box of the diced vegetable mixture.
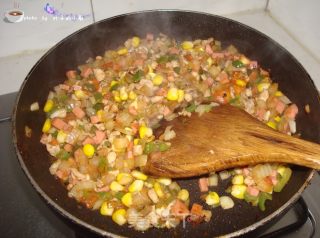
[40,34,296,230]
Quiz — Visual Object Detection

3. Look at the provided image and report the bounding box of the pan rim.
[11,9,317,238]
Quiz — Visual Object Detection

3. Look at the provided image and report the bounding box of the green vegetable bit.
[186,103,196,112]
[258,192,272,211]
[273,168,292,192]
[133,70,144,83]
[232,60,244,68]
[56,149,70,160]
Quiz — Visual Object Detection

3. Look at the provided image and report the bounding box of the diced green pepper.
[173,67,181,74]
[244,191,259,206]
[93,103,104,111]
[133,70,144,83]
[114,191,125,200]
[158,142,170,152]
[94,92,103,102]
[186,103,196,112]
[98,191,112,201]
[258,192,272,211]
[273,168,292,192]
[110,83,119,91]
[232,60,244,68]
[144,142,156,154]
[56,149,70,160]
[84,83,95,92]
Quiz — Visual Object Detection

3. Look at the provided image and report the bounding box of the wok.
[12,10,319,237]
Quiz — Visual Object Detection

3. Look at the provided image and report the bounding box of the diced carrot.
[90,115,100,124]
[284,104,298,119]
[81,67,93,78]
[131,122,139,134]
[190,203,203,216]
[170,199,190,218]
[91,78,100,91]
[82,137,95,145]
[185,54,193,61]
[205,44,213,54]
[52,118,68,130]
[72,107,86,119]
[275,100,286,114]
[212,88,230,104]
[167,76,175,82]
[66,70,77,80]
[247,186,260,197]
[50,138,58,146]
[64,144,73,152]
[102,61,113,69]
[93,130,106,144]
[215,71,229,84]
[198,178,209,192]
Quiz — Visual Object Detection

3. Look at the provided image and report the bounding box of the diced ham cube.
[82,137,95,145]
[93,130,106,144]
[90,115,100,124]
[52,118,69,130]
[72,107,86,119]
[198,178,209,192]
[247,186,260,197]
[275,100,286,114]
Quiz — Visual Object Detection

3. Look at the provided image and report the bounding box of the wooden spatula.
[142,104,320,178]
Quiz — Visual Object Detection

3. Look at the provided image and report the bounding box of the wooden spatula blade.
[143,105,320,178]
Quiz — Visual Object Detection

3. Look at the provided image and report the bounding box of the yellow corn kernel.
[267,121,277,130]
[117,48,128,55]
[42,119,51,133]
[128,91,137,100]
[167,88,179,101]
[257,83,270,92]
[43,99,54,112]
[133,139,140,145]
[57,130,67,144]
[206,57,213,67]
[110,181,124,192]
[132,36,140,47]
[152,74,164,86]
[232,175,244,185]
[275,90,283,97]
[101,86,108,95]
[121,192,133,207]
[147,64,154,74]
[112,209,127,226]
[277,166,287,177]
[97,110,106,122]
[100,201,114,216]
[131,170,148,180]
[274,116,281,122]
[82,144,95,158]
[119,87,128,101]
[75,90,87,99]
[177,189,189,202]
[110,80,118,88]
[231,185,247,199]
[205,191,220,206]
[157,178,172,186]
[139,125,153,139]
[177,89,185,102]
[129,180,144,192]
[154,182,164,198]
[117,173,133,185]
[240,55,250,65]
[113,91,121,102]
[181,41,194,50]
[235,79,246,87]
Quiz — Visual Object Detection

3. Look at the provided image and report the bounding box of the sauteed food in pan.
[40,34,296,230]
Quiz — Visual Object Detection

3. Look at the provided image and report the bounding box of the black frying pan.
[12,10,319,237]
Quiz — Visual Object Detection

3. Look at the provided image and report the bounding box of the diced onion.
[219,170,231,180]
[220,196,234,209]
[208,173,218,186]
[30,102,39,111]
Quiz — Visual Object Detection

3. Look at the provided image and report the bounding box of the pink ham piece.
[72,107,86,119]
